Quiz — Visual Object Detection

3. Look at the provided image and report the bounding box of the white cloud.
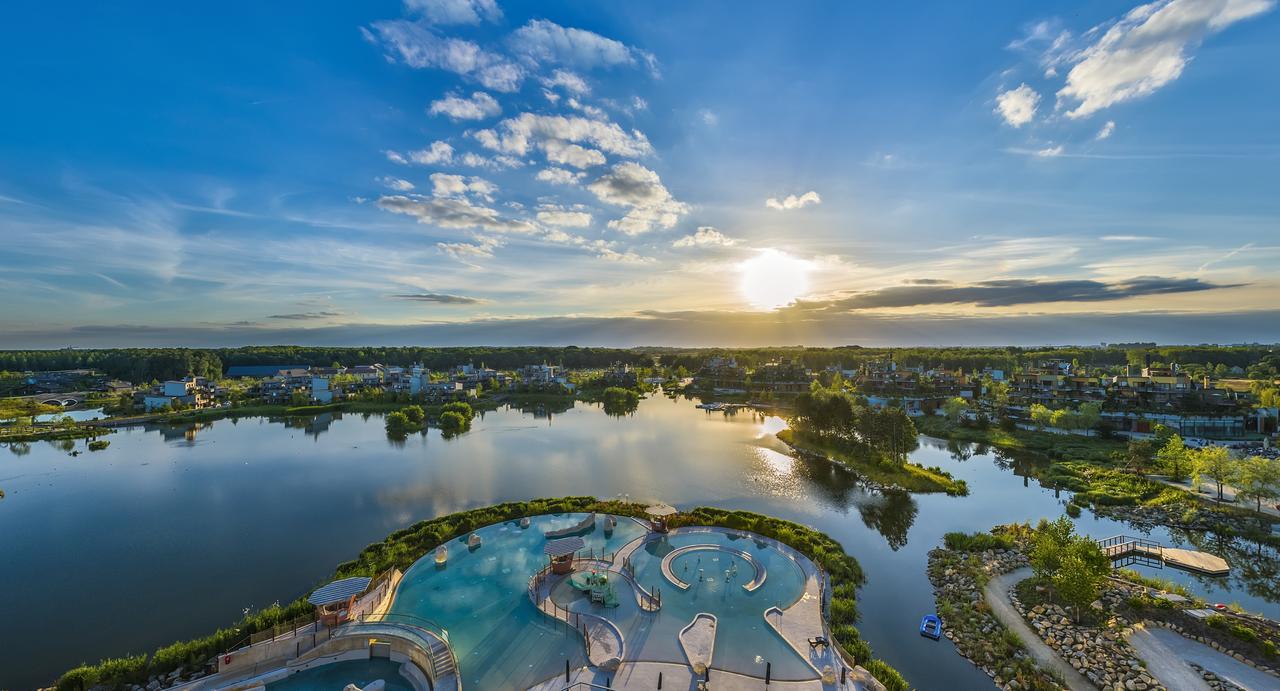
[403,0,501,25]
[536,205,593,227]
[456,151,524,169]
[429,173,496,200]
[364,20,523,92]
[385,150,409,165]
[542,139,606,168]
[1057,0,1274,119]
[587,162,689,235]
[428,91,501,121]
[698,109,719,126]
[673,226,738,248]
[472,112,653,158]
[509,19,658,76]
[378,194,535,233]
[765,190,822,211]
[535,167,586,185]
[1096,120,1117,139]
[632,96,648,111]
[995,83,1040,127]
[540,69,590,95]
[408,140,454,165]
[1035,144,1065,157]
[565,97,607,120]
[378,177,415,191]
[437,235,503,259]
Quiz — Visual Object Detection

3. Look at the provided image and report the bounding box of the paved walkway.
[983,568,1093,691]
[1129,626,1278,691]
[527,661,879,690]
[1125,624,1211,691]
[1150,476,1280,519]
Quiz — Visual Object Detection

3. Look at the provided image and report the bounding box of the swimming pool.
[266,658,416,691]
[388,514,645,689]
[388,514,818,687]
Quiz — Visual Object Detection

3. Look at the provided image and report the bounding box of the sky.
[1,0,1278,348]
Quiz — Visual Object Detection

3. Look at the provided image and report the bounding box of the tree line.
[791,389,920,465]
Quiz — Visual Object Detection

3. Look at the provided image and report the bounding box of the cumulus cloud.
[403,0,501,25]
[385,150,409,165]
[378,177,415,191]
[673,226,738,248]
[542,139,606,168]
[509,19,659,76]
[390,292,484,304]
[541,69,590,94]
[586,162,689,235]
[428,91,500,121]
[535,167,586,185]
[1057,0,1274,118]
[790,276,1239,311]
[536,204,593,227]
[408,141,454,165]
[364,20,523,91]
[472,112,653,158]
[1096,120,1117,139]
[765,191,821,211]
[429,173,496,200]
[995,83,1041,127]
[377,194,535,233]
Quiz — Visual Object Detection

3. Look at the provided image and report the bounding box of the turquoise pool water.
[389,514,645,689]
[390,514,815,687]
[266,658,414,691]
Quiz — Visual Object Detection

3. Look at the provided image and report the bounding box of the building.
[142,377,214,411]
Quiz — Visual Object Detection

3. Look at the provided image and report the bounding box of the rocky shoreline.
[926,546,1063,690]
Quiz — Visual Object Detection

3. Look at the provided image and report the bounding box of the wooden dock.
[1098,535,1229,576]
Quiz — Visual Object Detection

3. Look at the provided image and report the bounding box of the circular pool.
[661,544,766,591]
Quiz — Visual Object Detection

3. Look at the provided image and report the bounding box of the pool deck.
[528,662,884,691]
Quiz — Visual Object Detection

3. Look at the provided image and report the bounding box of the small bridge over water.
[1097,535,1229,575]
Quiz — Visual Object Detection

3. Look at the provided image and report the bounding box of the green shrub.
[863,658,909,691]
[944,531,1014,552]
[1065,502,1082,518]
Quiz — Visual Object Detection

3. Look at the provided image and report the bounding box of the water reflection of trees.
[786,450,919,551]
[856,489,917,551]
[7,441,32,456]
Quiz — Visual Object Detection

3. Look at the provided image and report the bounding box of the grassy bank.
[0,425,114,442]
[778,428,968,496]
[914,416,1122,464]
[55,497,907,691]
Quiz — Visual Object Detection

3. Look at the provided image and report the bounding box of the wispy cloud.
[390,292,485,304]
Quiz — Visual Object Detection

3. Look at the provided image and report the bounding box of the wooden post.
[565,659,570,682]
[766,661,771,684]
[657,671,662,688]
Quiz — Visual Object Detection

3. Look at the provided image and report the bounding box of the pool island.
[59,498,902,691]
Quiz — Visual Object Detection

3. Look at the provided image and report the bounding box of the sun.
[739,249,813,310]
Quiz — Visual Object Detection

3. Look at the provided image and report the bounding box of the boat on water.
[434,545,448,566]
[696,402,725,411]
[919,614,942,640]
[467,532,482,549]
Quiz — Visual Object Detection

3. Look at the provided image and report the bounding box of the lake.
[1,394,1276,690]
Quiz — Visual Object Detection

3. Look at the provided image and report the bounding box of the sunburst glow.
[739,249,813,309]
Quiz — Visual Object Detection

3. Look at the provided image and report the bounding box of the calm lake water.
[2,395,1277,690]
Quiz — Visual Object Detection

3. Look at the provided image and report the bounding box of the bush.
[944,531,1014,552]
[439,411,467,433]
[402,405,425,424]
[1065,502,1082,518]
[440,401,474,421]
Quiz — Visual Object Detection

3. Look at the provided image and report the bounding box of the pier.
[1097,535,1229,576]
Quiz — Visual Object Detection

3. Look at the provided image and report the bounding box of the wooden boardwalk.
[1098,536,1229,575]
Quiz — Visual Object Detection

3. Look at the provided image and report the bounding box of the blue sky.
[2,0,1278,347]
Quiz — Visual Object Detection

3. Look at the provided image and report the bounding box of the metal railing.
[225,611,319,654]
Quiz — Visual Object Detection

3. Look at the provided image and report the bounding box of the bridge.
[1097,535,1229,576]
[34,394,84,407]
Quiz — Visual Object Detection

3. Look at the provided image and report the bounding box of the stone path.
[983,568,1093,691]
[1129,626,1278,691]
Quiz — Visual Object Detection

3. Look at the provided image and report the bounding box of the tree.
[1076,401,1102,435]
[1235,455,1280,517]
[384,411,412,436]
[1121,438,1157,475]
[438,411,467,434]
[1192,446,1237,502]
[1029,403,1053,430]
[402,405,425,425]
[942,397,968,424]
[1052,539,1111,623]
[1030,515,1075,580]
[1155,434,1189,482]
